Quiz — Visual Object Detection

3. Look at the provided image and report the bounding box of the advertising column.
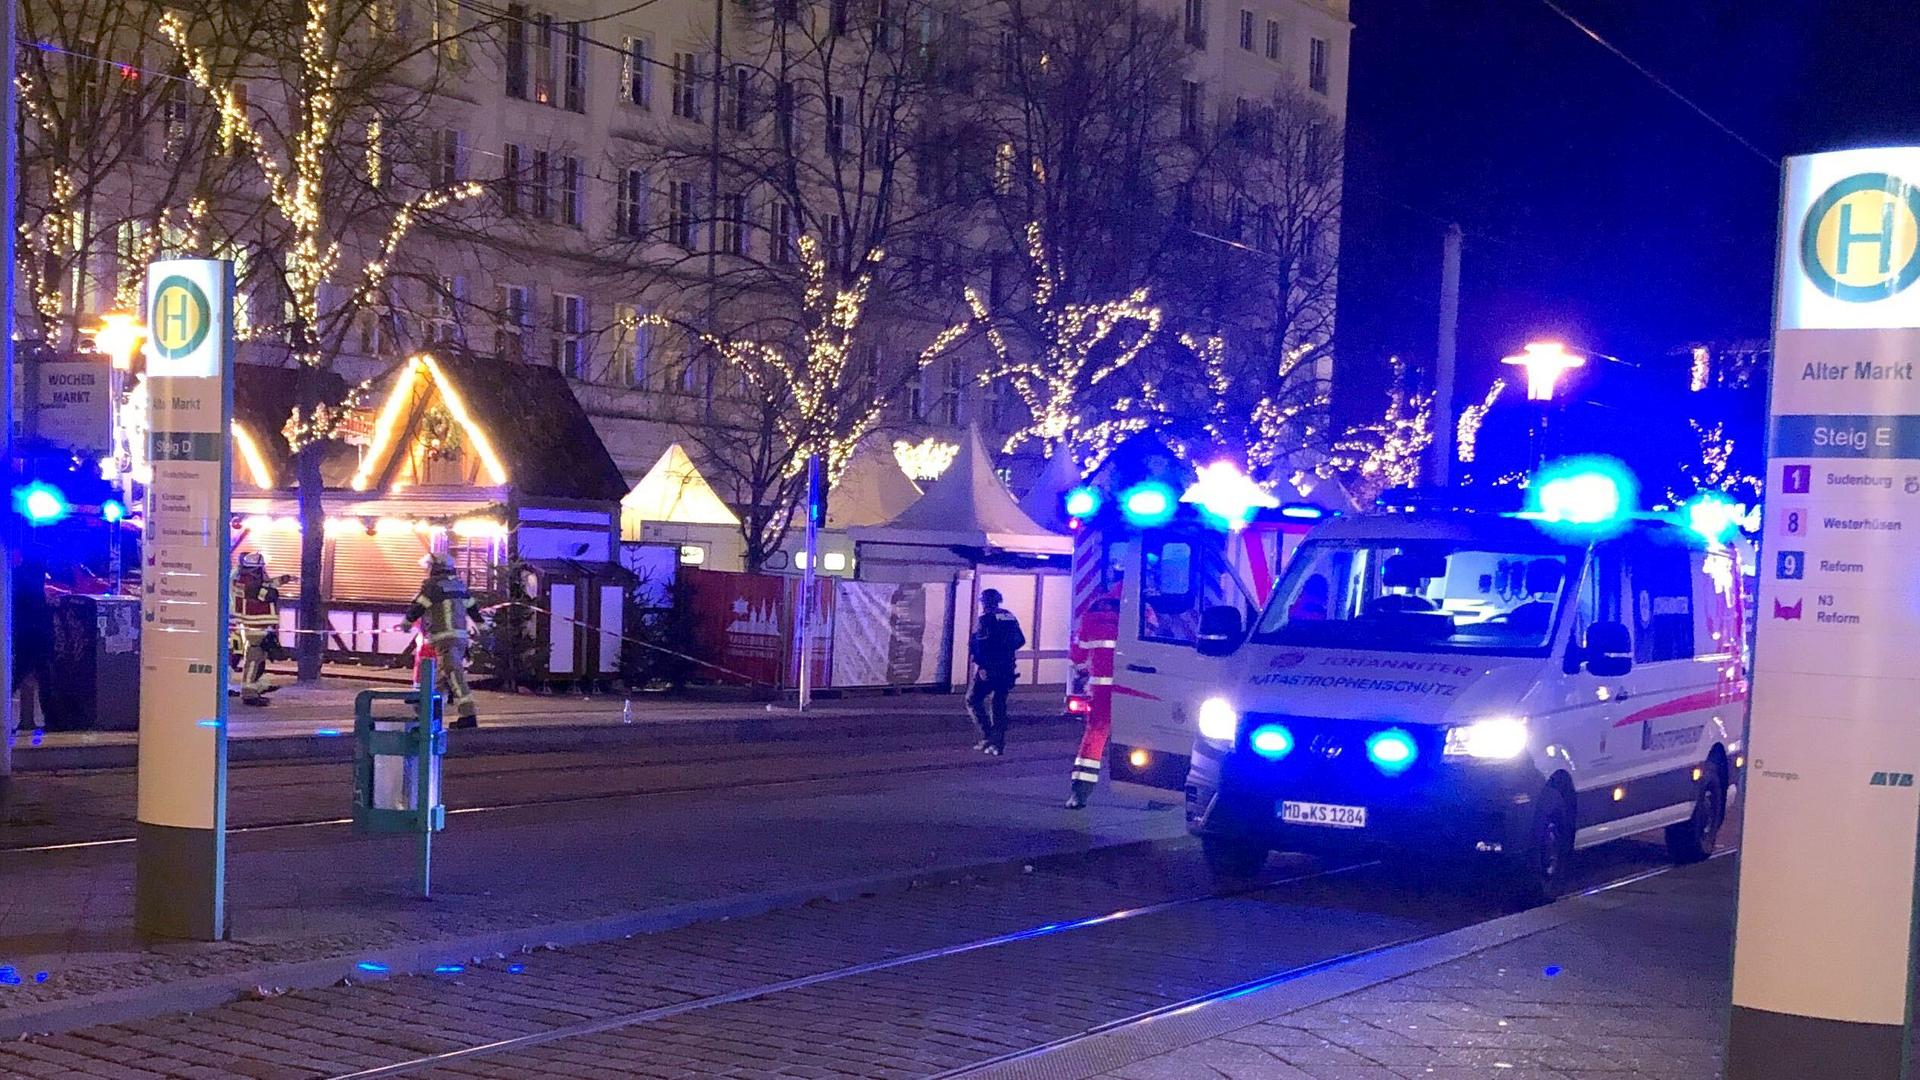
[135,259,233,940]
[1730,149,1920,1077]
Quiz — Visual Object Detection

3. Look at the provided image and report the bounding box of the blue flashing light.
[433,964,465,975]
[1120,482,1177,527]
[1278,503,1325,521]
[1365,729,1419,776]
[1248,724,1295,760]
[33,972,47,984]
[101,499,126,523]
[508,963,526,974]
[29,730,42,746]
[1683,492,1746,543]
[356,961,390,974]
[196,719,221,728]
[314,728,343,737]
[14,482,69,525]
[1064,486,1102,519]
[0,967,18,986]
[1543,965,1562,978]
[1527,456,1637,537]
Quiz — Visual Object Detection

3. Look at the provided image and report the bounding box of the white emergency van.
[1184,510,1746,902]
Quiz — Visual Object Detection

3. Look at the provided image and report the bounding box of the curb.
[14,709,1081,772]
[0,834,1189,1040]
[957,859,1716,1080]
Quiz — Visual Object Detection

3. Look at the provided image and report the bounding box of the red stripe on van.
[1112,684,1162,702]
[1612,687,1747,728]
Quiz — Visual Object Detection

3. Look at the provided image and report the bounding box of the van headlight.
[1444,716,1529,761]
[1196,697,1240,745]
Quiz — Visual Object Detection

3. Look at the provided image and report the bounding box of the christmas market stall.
[231,350,630,683]
[620,441,745,571]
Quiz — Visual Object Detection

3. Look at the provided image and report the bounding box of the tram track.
[318,855,1691,1080]
[0,746,1077,856]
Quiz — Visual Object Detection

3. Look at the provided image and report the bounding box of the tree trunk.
[295,443,325,681]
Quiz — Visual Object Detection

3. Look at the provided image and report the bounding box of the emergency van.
[1183,509,1745,902]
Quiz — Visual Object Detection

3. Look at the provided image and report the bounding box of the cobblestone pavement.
[0,833,1691,1079]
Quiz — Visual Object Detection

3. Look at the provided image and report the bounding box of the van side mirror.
[1581,620,1633,678]
[1197,605,1244,658]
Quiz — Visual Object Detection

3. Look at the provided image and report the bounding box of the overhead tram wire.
[1536,0,1776,168]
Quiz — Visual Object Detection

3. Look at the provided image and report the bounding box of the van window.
[1253,538,1580,656]
[1630,544,1695,662]
[1693,549,1741,658]
[1140,536,1220,645]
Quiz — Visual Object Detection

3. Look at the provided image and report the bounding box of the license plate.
[1280,800,1368,829]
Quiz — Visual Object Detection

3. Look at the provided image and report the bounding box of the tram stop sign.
[1730,148,1920,1079]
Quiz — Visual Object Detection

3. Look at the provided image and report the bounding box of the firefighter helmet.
[237,551,266,571]
[422,551,457,575]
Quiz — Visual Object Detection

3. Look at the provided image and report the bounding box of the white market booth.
[852,426,1074,688]
[621,442,747,572]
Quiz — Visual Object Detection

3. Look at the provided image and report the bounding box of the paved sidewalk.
[10,683,1063,769]
[981,856,1735,1080]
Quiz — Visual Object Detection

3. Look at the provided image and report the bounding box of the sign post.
[134,259,233,940]
[1730,149,1920,1078]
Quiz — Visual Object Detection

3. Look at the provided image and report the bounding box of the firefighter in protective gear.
[230,551,281,706]
[1065,597,1120,809]
[403,552,482,728]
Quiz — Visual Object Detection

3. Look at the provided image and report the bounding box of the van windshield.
[1252,538,1582,656]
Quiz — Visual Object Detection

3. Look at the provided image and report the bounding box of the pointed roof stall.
[226,363,354,492]
[854,426,1071,555]
[622,442,742,540]
[1282,469,1362,514]
[349,347,627,501]
[826,434,923,529]
[1017,442,1083,534]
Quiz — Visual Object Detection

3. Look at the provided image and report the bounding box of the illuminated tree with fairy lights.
[1321,359,1434,505]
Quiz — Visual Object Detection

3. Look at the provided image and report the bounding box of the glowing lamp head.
[1120,482,1177,527]
[1181,461,1279,529]
[1064,486,1102,520]
[1365,728,1419,775]
[91,311,147,370]
[1248,723,1295,760]
[1684,492,1747,543]
[1501,342,1585,402]
[15,482,69,525]
[101,499,127,524]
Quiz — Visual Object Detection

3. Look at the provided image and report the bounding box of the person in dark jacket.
[401,553,482,728]
[10,548,53,730]
[966,588,1026,755]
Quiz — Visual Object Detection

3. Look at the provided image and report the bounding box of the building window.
[992,141,1013,195]
[616,169,647,238]
[770,201,795,264]
[560,155,583,227]
[1238,9,1253,50]
[433,0,463,60]
[530,150,552,220]
[505,4,528,98]
[667,179,698,249]
[428,275,466,344]
[497,285,532,361]
[774,79,795,144]
[1183,0,1206,49]
[1309,36,1330,93]
[612,304,650,386]
[552,293,586,378]
[830,0,850,35]
[719,193,747,256]
[728,66,753,131]
[938,360,963,424]
[1180,80,1203,140]
[531,14,556,104]
[826,94,848,159]
[622,36,652,108]
[907,368,927,419]
[1265,18,1280,60]
[825,213,846,269]
[563,21,585,111]
[502,143,523,214]
[671,52,704,121]
[431,129,464,186]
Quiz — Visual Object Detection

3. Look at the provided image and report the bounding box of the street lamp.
[1501,342,1584,402]
[1502,342,1585,468]
[91,311,146,371]
[88,311,147,591]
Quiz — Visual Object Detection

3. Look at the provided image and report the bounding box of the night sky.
[1336,0,1920,417]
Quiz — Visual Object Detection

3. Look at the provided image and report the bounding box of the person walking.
[10,548,53,729]
[966,588,1025,755]
[1066,597,1120,809]
[402,552,482,728]
[230,551,281,706]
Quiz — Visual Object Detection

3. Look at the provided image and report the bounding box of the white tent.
[854,426,1071,555]
[826,435,923,529]
[621,442,740,541]
[1017,442,1082,534]
[1285,470,1363,514]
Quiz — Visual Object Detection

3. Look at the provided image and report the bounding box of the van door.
[1618,541,1727,796]
[1111,529,1237,757]
[1551,544,1635,835]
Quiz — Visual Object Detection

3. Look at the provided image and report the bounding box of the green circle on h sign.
[150,275,213,361]
[1800,172,1920,303]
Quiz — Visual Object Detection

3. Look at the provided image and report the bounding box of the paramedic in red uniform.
[1066,597,1120,809]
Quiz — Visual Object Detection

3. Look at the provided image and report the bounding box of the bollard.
[352,659,447,899]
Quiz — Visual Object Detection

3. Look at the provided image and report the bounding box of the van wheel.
[1202,834,1268,881]
[1666,765,1725,864]
[1504,786,1574,908]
